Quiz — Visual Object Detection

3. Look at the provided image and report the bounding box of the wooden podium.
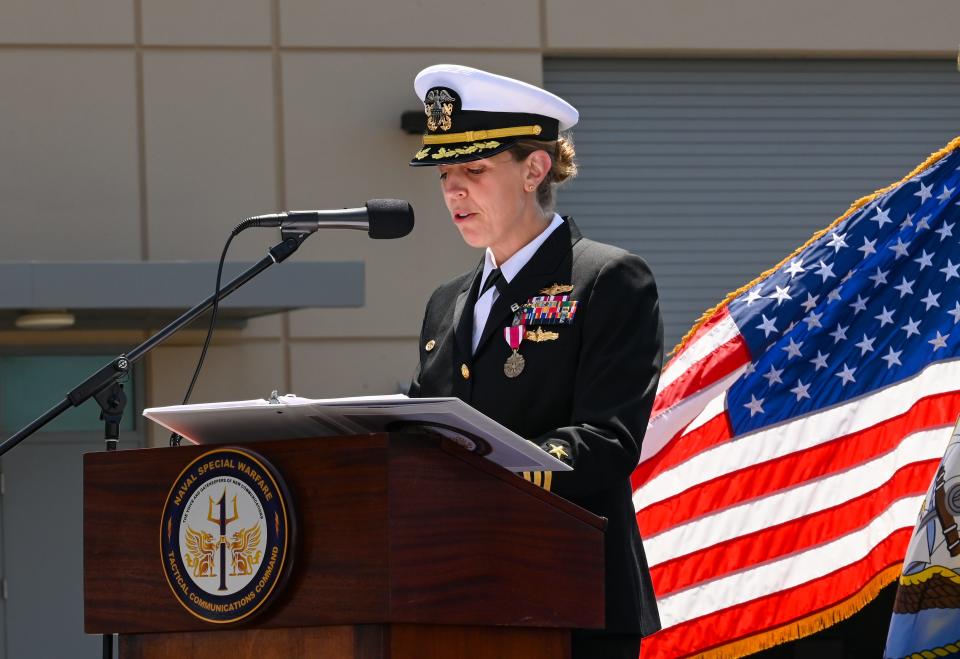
[84,434,605,658]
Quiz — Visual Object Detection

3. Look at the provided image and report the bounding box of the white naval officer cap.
[410,64,579,166]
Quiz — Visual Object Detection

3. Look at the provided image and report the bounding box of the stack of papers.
[143,394,571,472]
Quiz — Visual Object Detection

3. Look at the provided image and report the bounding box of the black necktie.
[479,268,503,297]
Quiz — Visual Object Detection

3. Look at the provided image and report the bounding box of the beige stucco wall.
[1,0,956,446]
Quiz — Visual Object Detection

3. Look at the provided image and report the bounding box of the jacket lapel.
[474,218,583,355]
[452,262,483,359]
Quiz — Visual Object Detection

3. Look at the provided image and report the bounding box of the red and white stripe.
[635,326,959,658]
[641,309,748,468]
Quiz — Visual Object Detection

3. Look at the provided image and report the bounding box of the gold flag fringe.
[669,135,960,358]
[685,564,902,659]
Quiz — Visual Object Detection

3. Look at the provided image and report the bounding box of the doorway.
[0,354,145,658]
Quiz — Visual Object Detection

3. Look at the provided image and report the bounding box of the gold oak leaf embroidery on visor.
[430,141,502,160]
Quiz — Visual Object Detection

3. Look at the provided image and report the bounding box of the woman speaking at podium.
[407,64,663,659]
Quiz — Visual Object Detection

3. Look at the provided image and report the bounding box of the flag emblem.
[884,418,960,658]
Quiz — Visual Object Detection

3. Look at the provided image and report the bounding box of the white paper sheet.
[143,394,572,472]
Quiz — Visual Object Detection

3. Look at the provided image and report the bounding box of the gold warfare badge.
[160,447,295,624]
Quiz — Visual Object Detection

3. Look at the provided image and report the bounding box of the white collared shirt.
[471,213,565,353]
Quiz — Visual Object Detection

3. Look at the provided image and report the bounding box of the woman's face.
[438,151,531,252]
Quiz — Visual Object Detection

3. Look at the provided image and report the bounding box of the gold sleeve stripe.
[543,471,552,492]
[422,125,543,145]
[522,471,532,482]
[533,471,542,487]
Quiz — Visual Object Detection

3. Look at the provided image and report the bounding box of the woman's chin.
[454,225,487,249]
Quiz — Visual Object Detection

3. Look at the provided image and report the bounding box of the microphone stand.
[0,231,308,659]
[0,232,310,458]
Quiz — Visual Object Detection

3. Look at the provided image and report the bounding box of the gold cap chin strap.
[422,125,543,145]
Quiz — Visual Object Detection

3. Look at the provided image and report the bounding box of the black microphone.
[245,199,414,239]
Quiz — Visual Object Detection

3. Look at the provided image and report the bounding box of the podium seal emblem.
[160,447,295,624]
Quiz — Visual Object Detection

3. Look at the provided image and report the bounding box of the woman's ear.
[524,150,552,191]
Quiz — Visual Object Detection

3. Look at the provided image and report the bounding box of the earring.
[525,183,535,192]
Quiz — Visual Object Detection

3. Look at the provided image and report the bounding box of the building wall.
[1,0,957,446]
[545,0,960,55]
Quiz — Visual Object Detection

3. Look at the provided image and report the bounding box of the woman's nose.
[443,175,467,199]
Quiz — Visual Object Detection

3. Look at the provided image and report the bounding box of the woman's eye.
[439,172,447,181]
[467,168,484,175]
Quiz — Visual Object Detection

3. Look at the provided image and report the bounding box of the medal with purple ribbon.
[503,324,526,378]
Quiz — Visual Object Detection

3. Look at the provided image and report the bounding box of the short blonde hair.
[509,134,578,213]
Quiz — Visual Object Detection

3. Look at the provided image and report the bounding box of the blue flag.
[885,417,960,659]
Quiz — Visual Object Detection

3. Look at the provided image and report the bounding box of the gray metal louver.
[545,58,960,349]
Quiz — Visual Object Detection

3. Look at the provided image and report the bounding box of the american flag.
[634,137,960,659]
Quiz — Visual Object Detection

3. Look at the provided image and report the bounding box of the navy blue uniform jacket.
[409,218,663,636]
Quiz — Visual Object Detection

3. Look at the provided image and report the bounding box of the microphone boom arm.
[0,233,308,457]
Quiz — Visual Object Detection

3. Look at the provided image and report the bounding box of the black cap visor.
[410,137,518,166]
[410,103,560,167]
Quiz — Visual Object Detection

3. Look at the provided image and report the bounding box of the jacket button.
[461,364,470,380]
[425,339,436,352]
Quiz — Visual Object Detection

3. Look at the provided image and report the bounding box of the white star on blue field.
[726,151,960,434]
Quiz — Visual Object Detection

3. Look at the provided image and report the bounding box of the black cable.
[170,219,260,446]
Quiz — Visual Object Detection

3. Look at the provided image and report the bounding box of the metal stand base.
[95,381,126,659]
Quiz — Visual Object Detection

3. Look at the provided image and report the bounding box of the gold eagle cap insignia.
[424,89,455,132]
[525,327,559,342]
[539,283,573,295]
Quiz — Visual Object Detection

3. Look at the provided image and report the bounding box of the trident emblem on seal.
[208,488,239,591]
